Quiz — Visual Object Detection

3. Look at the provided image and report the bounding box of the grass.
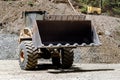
[27,1,34,7]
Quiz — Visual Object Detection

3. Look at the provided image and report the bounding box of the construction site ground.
[0,60,120,80]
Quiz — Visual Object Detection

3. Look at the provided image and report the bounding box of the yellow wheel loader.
[87,6,101,14]
[18,11,101,70]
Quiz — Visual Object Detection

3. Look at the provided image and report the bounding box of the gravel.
[0,60,120,80]
[0,34,18,59]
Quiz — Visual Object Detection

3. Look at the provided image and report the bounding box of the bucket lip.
[36,43,101,48]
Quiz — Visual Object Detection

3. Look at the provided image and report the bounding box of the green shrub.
[112,7,120,15]
[28,1,34,7]
[80,6,87,14]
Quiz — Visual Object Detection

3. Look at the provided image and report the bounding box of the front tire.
[61,48,74,69]
[52,48,74,69]
[19,41,38,70]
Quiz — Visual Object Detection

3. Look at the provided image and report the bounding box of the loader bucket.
[23,11,100,48]
[36,20,98,47]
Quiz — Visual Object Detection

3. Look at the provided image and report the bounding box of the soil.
[0,60,120,80]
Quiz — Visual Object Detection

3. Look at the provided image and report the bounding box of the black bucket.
[37,20,93,46]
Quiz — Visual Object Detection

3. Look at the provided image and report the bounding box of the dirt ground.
[0,60,120,80]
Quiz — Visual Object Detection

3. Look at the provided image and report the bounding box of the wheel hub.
[20,50,25,62]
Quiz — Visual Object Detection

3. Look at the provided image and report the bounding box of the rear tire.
[61,48,74,69]
[19,41,38,70]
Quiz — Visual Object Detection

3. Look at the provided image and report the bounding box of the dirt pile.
[77,15,120,63]
[0,1,75,34]
[0,1,120,63]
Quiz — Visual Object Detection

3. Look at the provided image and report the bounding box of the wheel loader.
[87,6,101,14]
[18,11,101,70]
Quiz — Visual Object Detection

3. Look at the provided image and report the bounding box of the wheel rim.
[20,50,25,62]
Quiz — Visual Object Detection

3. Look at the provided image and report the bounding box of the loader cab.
[22,11,46,28]
[19,11,46,43]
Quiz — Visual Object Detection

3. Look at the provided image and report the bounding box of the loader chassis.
[18,11,100,70]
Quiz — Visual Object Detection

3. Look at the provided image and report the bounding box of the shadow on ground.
[32,63,114,74]
[36,64,58,70]
[48,67,114,74]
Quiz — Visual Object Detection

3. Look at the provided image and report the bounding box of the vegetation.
[80,5,87,14]
[2,0,120,17]
[75,0,120,17]
[27,1,34,7]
